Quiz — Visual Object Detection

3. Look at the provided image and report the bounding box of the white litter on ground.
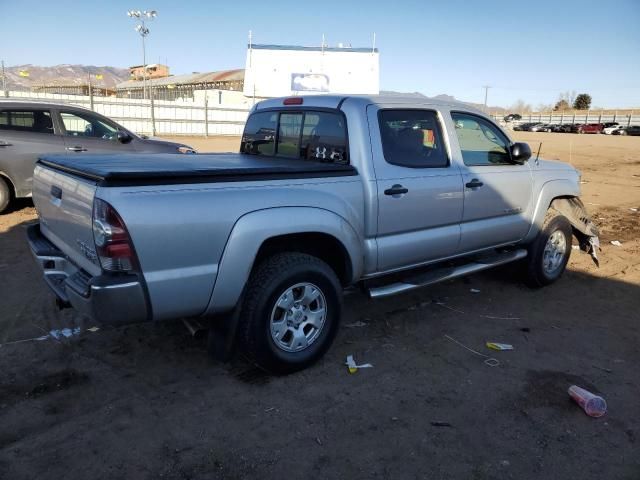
[610,240,622,247]
[344,321,368,328]
[345,355,373,373]
[0,326,100,347]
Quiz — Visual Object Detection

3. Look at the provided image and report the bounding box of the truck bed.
[37,153,357,186]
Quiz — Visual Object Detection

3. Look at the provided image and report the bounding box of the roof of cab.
[254,94,484,114]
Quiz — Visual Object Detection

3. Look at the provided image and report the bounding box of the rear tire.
[238,252,342,374]
[524,210,572,288]
[0,177,11,214]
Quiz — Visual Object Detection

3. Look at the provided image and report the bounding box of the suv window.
[378,110,448,168]
[451,112,511,166]
[241,110,348,164]
[60,111,118,140]
[0,110,54,134]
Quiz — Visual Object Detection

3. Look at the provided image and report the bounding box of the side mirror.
[510,142,531,164]
[116,130,133,144]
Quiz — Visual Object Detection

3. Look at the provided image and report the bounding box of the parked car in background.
[0,101,196,213]
[603,124,625,135]
[504,113,522,122]
[577,123,603,134]
[602,122,619,129]
[27,94,600,373]
[568,124,584,133]
[613,125,640,136]
[530,124,553,132]
[550,124,566,133]
[513,122,534,131]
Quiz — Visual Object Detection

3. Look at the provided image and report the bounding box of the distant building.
[116,69,244,100]
[129,64,170,80]
[32,82,116,96]
[244,44,379,98]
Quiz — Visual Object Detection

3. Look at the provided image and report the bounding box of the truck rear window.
[241,110,348,164]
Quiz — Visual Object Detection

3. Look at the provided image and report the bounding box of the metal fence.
[1,89,250,136]
[491,111,639,127]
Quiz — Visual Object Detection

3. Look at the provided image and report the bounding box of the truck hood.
[137,136,195,153]
[533,158,577,172]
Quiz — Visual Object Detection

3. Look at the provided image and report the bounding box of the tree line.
[510,91,592,113]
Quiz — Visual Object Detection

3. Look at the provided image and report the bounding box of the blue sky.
[1,0,639,108]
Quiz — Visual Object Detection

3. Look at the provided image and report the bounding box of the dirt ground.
[1,132,639,479]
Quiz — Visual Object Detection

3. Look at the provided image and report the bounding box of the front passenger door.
[59,110,130,154]
[450,112,533,253]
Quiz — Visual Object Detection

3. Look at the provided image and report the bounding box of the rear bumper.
[27,223,149,325]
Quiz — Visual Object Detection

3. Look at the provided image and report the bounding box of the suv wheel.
[238,252,342,374]
[0,177,11,214]
[524,210,573,287]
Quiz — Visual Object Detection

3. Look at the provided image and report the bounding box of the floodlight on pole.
[127,9,157,100]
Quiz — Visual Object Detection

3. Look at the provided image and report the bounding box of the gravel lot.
[1,132,639,479]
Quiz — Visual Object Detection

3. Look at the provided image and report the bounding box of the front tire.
[0,177,11,214]
[238,253,342,374]
[525,210,573,287]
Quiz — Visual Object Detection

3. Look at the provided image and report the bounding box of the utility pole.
[482,85,491,111]
[1,60,6,95]
[127,9,157,100]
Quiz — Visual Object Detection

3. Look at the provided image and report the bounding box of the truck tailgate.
[33,163,101,277]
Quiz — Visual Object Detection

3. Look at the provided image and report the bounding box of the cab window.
[241,110,348,164]
[378,110,448,168]
[240,111,277,156]
[451,112,512,166]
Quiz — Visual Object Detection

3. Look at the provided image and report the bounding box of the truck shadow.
[1,205,639,480]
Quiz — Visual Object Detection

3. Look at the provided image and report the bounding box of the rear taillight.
[92,199,138,272]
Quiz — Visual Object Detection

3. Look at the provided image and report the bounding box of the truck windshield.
[241,110,348,164]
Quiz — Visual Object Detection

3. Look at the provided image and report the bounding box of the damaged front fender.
[550,197,600,266]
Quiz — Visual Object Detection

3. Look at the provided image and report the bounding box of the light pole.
[127,9,157,100]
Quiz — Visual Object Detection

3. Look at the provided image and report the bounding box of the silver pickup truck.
[28,95,599,373]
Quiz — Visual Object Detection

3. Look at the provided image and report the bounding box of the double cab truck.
[28,95,599,373]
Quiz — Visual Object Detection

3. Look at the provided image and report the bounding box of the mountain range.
[1,64,129,89]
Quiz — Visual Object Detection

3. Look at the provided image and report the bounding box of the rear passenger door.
[0,108,65,197]
[369,107,464,272]
[450,112,533,252]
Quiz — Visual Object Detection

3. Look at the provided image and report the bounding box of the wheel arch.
[204,207,363,316]
[522,179,581,244]
[0,171,16,196]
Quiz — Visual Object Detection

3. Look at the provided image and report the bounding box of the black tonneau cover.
[37,153,357,186]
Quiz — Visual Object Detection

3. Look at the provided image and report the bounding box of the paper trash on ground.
[610,240,622,247]
[486,342,514,351]
[344,321,368,328]
[345,355,373,373]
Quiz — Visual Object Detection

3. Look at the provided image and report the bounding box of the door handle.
[50,185,62,200]
[465,179,484,189]
[0,141,12,147]
[384,184,409,196]
[66,146,87,152]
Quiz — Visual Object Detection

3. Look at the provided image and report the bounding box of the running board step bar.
[368,249,528,299]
